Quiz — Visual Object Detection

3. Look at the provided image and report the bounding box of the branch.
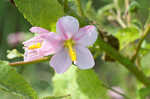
[9,56,50,66]
[89,19,150,86]
[131,24,150,62]
[114,0,126,28]
[64,0,68,12]
[125,0,131,26]
[42,94,71,99]
[97,36,150,86]
[116,10,126,28]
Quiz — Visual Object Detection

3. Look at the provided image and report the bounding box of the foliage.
[7,49,23,59]
[0,61,38,99]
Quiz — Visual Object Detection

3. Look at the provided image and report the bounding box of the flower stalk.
[131,24,150,62]
[64,0,68,12]
[75,0,84,17]
[9,56,50,66]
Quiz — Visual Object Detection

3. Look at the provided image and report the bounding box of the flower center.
[64,39,76,62]
[28,42,41,50]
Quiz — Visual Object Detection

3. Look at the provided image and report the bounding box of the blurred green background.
[0,0,150,99]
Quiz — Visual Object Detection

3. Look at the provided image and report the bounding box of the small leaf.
[115,26,140,49]
[14,0,64,30]
[7,49,23,59]
[139,86,150,99]
[128,1,140,13]
[0,61,38,99]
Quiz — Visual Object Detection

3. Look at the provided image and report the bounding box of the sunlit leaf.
[14,0,64,30]
[53,66,108,99]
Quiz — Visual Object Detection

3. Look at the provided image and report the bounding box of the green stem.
[75,0,84,17]
[116,12,126,28]
[114,0,126,28]
[9,56,50,66]
[42,94,71,99]
[125,0,131,26]
[131,24,150,62]
[64,0,68,12]
[98,36,150,86]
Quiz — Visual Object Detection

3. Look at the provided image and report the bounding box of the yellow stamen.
[28,42,41,50]
[68,44,76,61]
[65,40,76,62]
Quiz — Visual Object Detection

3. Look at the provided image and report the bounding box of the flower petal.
[74,45,95,69]
[30,27,50,34]
[40,32,62,44]
[39,32,63,53]
[56,16,79,39]
[24,49,43,61]
[23,36,43,47]
[38,41,56,56]
[74,25,98,47]
[50,48,72,74]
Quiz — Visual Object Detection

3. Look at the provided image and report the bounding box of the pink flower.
[23,27,57,61]
[23,16,98,73]
[7,32,25,46]
[40,16,98,73]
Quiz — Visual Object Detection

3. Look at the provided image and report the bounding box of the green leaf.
[115,27,140,49]
[14,0,64,30]
[75,68,108,99]
[128,1,140,13]
[7,49,23,59]
[0,61,38,99]
[140,41,150,56]
[53,66,108,99]
[136,0,150,24]
[139,86,150,99]
[141,52,150,77]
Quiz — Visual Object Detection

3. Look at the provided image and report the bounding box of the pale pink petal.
[73,25,98,47]
[74,45,95,69]
[50,48,72,74]
[24,49,43,61]
[56,16,79,39]
[23,36,43,46]
[38,41,56,56]
[40,32,63,53]
[30,27,50,34]
[40,32,62,44]
[23,33,55,61]
[23,40,54,61]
